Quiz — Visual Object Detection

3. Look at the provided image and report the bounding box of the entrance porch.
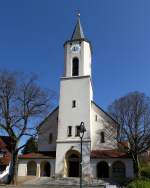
[64,150,80,177]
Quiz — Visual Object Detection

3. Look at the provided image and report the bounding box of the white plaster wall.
[38,108,58,151]
[18,160,27,176]
[91,102,118,150]
[82,42,92,76]
[64,41,91,77]
[56,76,92,177]
[91,158,134,178]
[18,159,55,177]
[57,77,93,141]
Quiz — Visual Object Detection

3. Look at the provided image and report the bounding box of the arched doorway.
[68,153,80,177]
[27,161,37,176]
[97,161,109,178]
[40,161,51,177]
[65,150,80,177]
[112,161,126,178]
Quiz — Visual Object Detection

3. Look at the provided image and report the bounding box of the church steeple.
[64,14,92,78]
[56,15,93,176]
[71,13,85,40]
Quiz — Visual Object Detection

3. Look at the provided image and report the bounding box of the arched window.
[101,132,105,143]
[72,58,79,76]
[68,126,72,137]
[49,133,53,144]
[112,161,126,178]
[27,161,37,176]
[72,100,76,108]
[40,161,51,177]
[97,161,109,178]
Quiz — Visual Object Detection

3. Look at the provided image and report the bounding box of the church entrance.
[68,153,80,177]
[65,150,80,177]
[40,161,51,177]
[97,161,109,178]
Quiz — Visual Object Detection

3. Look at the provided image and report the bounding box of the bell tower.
[55,14,92,177]
[64,14,92,78]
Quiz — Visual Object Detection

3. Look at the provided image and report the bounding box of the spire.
[71,12,85,40]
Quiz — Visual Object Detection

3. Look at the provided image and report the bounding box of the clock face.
[71,44,80,53]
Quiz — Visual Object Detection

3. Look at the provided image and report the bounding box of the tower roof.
[64,13,92,51]
[71,13,85,40]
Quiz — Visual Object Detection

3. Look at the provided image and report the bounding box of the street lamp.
[79,122,86,188]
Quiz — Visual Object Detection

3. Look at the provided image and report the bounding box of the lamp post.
[79,122,86,188]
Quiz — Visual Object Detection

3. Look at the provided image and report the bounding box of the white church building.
[18,16,134,180]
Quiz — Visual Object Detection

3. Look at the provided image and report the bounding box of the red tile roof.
[20,150,130,159]
[91,150,130,158]
[19,152,56,159]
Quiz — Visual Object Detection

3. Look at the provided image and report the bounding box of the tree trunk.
[7,150,18,184]
[133,154,141,178]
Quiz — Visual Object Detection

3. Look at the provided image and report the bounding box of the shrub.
[141,166,150,178]
[127,179,150,188]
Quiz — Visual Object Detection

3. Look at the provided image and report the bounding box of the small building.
[0,136,12,174]
[18,15,134,180]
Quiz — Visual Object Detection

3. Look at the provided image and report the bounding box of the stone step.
[23,177,118,188]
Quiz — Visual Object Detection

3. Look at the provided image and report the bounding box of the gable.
[91,101,119,127]
[37,106,59,152]
[38,106,59,130]
[91,101,118,150]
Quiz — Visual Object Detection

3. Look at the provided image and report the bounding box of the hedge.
[127,179,150,188]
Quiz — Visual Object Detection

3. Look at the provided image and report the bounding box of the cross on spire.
[76,10,80,18]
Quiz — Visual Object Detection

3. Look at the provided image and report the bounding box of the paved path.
[0,185,105,188]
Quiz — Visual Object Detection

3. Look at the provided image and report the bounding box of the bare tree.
[108,91,150,177]
[0,70,55,184]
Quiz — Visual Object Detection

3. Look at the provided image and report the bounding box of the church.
[17,15,134,180]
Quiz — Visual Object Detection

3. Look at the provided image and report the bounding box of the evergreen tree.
[22,137,38,154]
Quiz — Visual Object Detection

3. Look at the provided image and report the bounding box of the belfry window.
[72,58,79,76]
[100,132,105,143]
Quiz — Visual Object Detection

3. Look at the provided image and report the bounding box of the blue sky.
[0,0,150,111]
